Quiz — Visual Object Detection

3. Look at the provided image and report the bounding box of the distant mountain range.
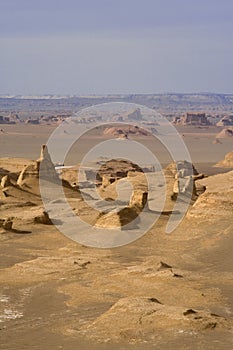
[0,93,232,114]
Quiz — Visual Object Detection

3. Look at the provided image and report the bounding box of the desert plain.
[1,99,233,350]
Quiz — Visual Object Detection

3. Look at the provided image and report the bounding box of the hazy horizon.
[1,0,233,95]
[1,91,233,98]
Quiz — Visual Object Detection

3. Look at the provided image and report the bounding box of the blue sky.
[0,0,232,95]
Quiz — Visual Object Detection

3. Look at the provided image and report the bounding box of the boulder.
[0,217,14,230]
[34,211,53,225]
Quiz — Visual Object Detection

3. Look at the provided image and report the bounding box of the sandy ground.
[0,124,233,349]
[1,124,233,169]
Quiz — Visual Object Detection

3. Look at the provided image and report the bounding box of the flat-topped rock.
[172,113,211,126]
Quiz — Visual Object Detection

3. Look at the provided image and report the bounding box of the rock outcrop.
[34,211,53,225]
[97,159,143,187]
[17,163,39,186]
[165,161,205,200]
[216,128,233,138]
[0,158,32,177]
[187,170,233,219]
[0,217,14,230]
[215,150,233,168]
[216,115,233,126]
[165,160,199,178]
[95,207,140,229]
[103,125,150,137]
[37,144,58,180]
[95,190,148,229]
[78,297,228,343]
[172,113,211,126]
[0,175,11,188]
[127,108,143,121]
[0,115,16,124]
[129,190,148,211]
[17,145,58,186]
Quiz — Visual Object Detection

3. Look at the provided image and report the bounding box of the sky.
[0,0,233,95]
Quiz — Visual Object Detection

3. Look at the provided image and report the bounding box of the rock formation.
[172,113,211,126]
[129,190,148,211]
[127,108,142,121]
[34,211,53,225]
[0,217,14,230]
[79,297,228,343]
[215,150,233,168]
[212,138,222,144]
[97,159,143,187]
[165,161,205,200]
[165,160,199,178]
[0,175,11,188]
[0,115,17,124]
[17,145,58,186]
[216,115,233,126]
[216,128,233,138]
[94,207,140,229]
[37,144,58,180]
[17,164,39,186]
[187,170,233,219]
[103,125,150,137]
[95,190,148,230]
